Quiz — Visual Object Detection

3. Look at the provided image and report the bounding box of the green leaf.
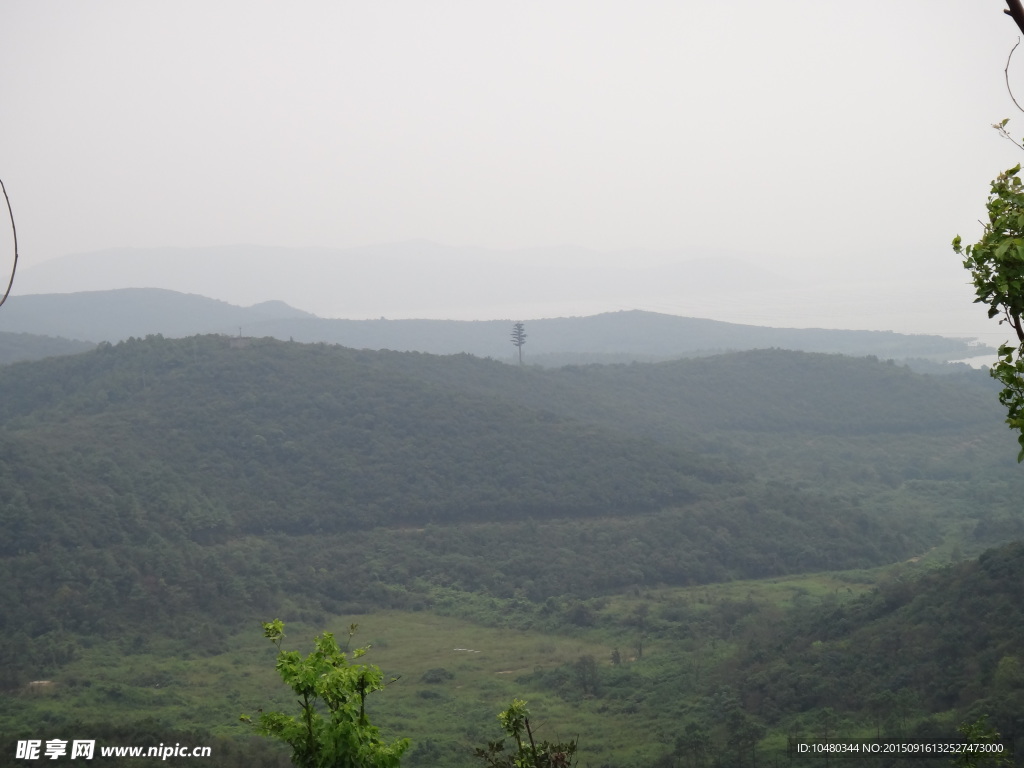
[957,164,1024,461]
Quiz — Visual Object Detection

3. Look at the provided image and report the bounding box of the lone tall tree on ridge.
[511,321,527,366]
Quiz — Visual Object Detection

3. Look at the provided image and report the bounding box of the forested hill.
[4,332,1024,727]
[0,338,1010,537]
[0,331,93,364]
[2,328,1023,768]
[0,335,723,538]
[357,347,1004,441]
[727,540,1024,737]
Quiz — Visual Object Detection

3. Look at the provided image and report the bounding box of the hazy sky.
[2,1,1023,341]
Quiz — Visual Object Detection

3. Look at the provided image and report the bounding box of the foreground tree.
[952,715,1012,767]
[474,699,577,768]
[953,3,1024,461]
[954,165,1024,460]
[242,620,409,768]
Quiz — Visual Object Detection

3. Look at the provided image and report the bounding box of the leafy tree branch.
[474,699,577,768]
[242,620,409,768]
[954,165,1024,459]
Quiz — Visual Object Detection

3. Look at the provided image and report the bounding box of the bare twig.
[994,118,1024,150]
[1006,38,1024,114]
[0,176,17,309]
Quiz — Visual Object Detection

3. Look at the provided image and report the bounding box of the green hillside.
[1,335,1023,766]
[0,337,948,642]
[731,541,1024,724]
[0,334,724,535]
[0,331,93,364]
[359,346,1002,438]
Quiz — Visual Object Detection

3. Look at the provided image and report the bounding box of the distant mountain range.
[14,242,989,338]
[12,242,804,321]
[0,288,994,365]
